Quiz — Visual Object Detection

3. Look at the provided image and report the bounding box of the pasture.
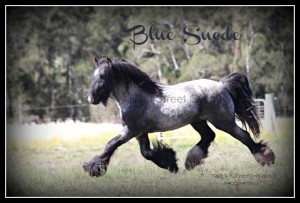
[6,118,293,197]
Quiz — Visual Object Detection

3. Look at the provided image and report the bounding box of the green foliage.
[6,7,294,123]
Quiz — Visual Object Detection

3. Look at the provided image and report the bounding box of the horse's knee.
[140,150,153,160]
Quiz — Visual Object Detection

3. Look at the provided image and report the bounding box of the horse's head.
[87,56,114,105]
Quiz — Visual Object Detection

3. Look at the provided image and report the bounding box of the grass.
[6,118,294,197]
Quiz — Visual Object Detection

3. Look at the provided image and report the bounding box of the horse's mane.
[111,58,163,96]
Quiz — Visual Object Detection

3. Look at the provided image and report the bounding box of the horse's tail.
[221,73,261,138]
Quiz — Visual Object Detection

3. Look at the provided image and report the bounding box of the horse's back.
[164,78,234,119]
[164,79,220,88]
[163,79,223,97]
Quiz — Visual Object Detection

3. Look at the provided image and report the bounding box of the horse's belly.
[152,121,191,132]
[150,109,198,132]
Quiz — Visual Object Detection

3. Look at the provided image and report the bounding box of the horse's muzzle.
[87,95,94,104]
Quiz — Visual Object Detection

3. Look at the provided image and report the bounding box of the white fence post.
[264,93,280,137]
[264,94,273,132]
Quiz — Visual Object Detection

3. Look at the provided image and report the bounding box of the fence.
[8,93,281,138]
[255,99,265,118]
[8,103,90,125]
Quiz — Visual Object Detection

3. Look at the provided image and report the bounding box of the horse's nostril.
[87,96,94,103]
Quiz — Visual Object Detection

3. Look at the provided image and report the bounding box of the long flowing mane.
[111,58,163,96]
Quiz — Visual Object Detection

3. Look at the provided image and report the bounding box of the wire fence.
[6,94,291,125]
[18,104,89,111]
[7,103,90,124]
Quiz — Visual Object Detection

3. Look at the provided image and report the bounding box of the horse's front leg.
[83,126,134,177]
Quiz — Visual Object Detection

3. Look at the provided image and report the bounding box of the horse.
[83,56,275,177]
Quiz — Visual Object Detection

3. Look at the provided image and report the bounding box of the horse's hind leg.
[136,134,178,173]
[215,123,275,166]
[185,121,215,170]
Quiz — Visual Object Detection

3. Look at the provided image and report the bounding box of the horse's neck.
[112,83,143,107]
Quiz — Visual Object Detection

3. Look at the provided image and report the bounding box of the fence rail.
[6,103,90,124]
[6,99,268,124]
[255,99,265,118]
[7,104,89,112]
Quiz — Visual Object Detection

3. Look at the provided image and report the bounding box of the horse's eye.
[100,75,105,79]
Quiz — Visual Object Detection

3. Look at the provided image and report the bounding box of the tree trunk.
[183,43,191,60]
[7,87,14,119]
[230,40,240,73]
[245,22,256,87]
[67,48,74,119]
[168,45,180,77]
[149,44,163,82]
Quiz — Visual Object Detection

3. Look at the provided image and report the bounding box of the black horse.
[83,56,275,177]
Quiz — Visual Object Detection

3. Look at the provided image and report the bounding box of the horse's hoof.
[83,160,107,177]
[185,146,207,170]
[152,142,178,173]
[253,146,275,166]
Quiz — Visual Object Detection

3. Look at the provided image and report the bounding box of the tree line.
[6,7,293,123]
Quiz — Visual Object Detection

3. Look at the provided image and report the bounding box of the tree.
[6,7,294,123]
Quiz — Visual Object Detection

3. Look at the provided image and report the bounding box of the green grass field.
[6,118,294,197]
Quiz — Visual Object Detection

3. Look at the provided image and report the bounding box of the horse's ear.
[93,57,98,67]
[106,57,112,67]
